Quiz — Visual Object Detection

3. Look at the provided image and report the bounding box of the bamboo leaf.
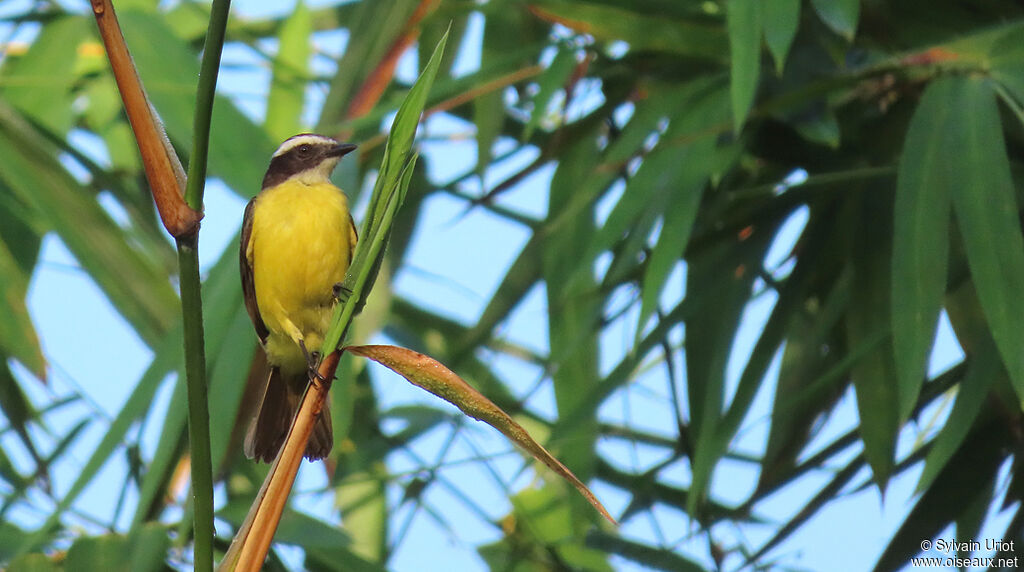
[117,9,276,197]
[317,0,422,130]
[0,523,31,564]
[7,554,59,572]
[946,77,1024,402]
[685,226,773,518]
[757,214,849,491]
[65,534,131,570]
[0,363,43,474]
[345,344,616,525]
[727,0,762,130]
[544,137,603,484]
[764,0,800,73]
[129,524,172,572]
[873,417,1005,571]
[810,0,859,40]
[587,532,704,571]
[988,27,1024,108]
[130,244,253,529]
[0,235,45,378]
[0,103,179,347]
[475,9,518,181]
[846,191,899,490]
[482,487,613,570]
[16,323,181,557]
[750,452,864,562]
[527,0,727,61]
[915,342,997,494]
[635,86,733,340]
[340,27,449,330]
[473,91,503,185]
[0,15,90,134]
[265,1,312,142]
[523,47,576,140]
[891,76,955,422]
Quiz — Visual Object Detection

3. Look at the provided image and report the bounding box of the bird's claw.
[334,282,353,302]
[299,340,320,368]
[298,340,328,383]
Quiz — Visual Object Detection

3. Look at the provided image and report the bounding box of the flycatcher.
[240,133,358,462]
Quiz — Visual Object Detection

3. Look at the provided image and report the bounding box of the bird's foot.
[299,340,320,369]
[333,282,353,302]
[299,340,328,383]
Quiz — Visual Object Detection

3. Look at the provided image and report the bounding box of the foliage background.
[1,0,1023,570]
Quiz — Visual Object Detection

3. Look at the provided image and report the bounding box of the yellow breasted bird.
[240,133,358,462]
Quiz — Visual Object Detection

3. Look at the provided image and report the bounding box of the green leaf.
[317,0,422,130]
[946,77,1024,403]
[265,0,312,141]
[916,343,997,494]
[65,534,130,570]
[793,110,840,148]
[846,191,899,490]
[473,91,503,185]
[810,0,859,40]
[727,0,762,131]
[0,234,44,378]
[480,487,612,571]
[750,451,864,562]
[118,9,276,197]
[0,523,31,563]
[355,27,446,241]
[475,7,520,182]
[571,82,722,289]
[56,526,170,571]
[129,524,172,572]
[764,0,800,73]
[380,35,446,185]
[523,47,576,140]
[757,216,850,492]
[7,554,60,572]
[544,137,604,485]
[686,222,775,518]
[586,531,704,572]
[0,15,90,134]
[131,245,252,529]
[891,76,955,422]
[988,26,1024,108]
[528,0,727,61]
[874,416,1006,571]
[130,373,185,530]
[17,324,181,557]
[603,81,698,165]
[635,87,734,340]
[0,103,179,347]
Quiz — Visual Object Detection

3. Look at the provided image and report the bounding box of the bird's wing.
[348,212,358,262]
[240,197,269,343]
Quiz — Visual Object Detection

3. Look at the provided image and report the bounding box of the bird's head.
[262,133,357,189]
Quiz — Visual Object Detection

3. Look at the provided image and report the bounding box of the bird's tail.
[244,366,333,463]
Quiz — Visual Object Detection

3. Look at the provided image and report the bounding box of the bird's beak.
[327,142,358,158]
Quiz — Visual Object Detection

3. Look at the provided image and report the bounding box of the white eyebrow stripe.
[272,134,337,157]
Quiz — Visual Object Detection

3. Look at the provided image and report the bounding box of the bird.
[239,133,358,462]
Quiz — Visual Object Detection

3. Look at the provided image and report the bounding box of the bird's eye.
[298,144,312,155]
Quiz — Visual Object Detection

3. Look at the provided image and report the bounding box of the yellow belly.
[249,181,353,375]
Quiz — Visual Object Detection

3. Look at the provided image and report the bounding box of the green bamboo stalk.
[179,1,231,570]
[176,240,212,572]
